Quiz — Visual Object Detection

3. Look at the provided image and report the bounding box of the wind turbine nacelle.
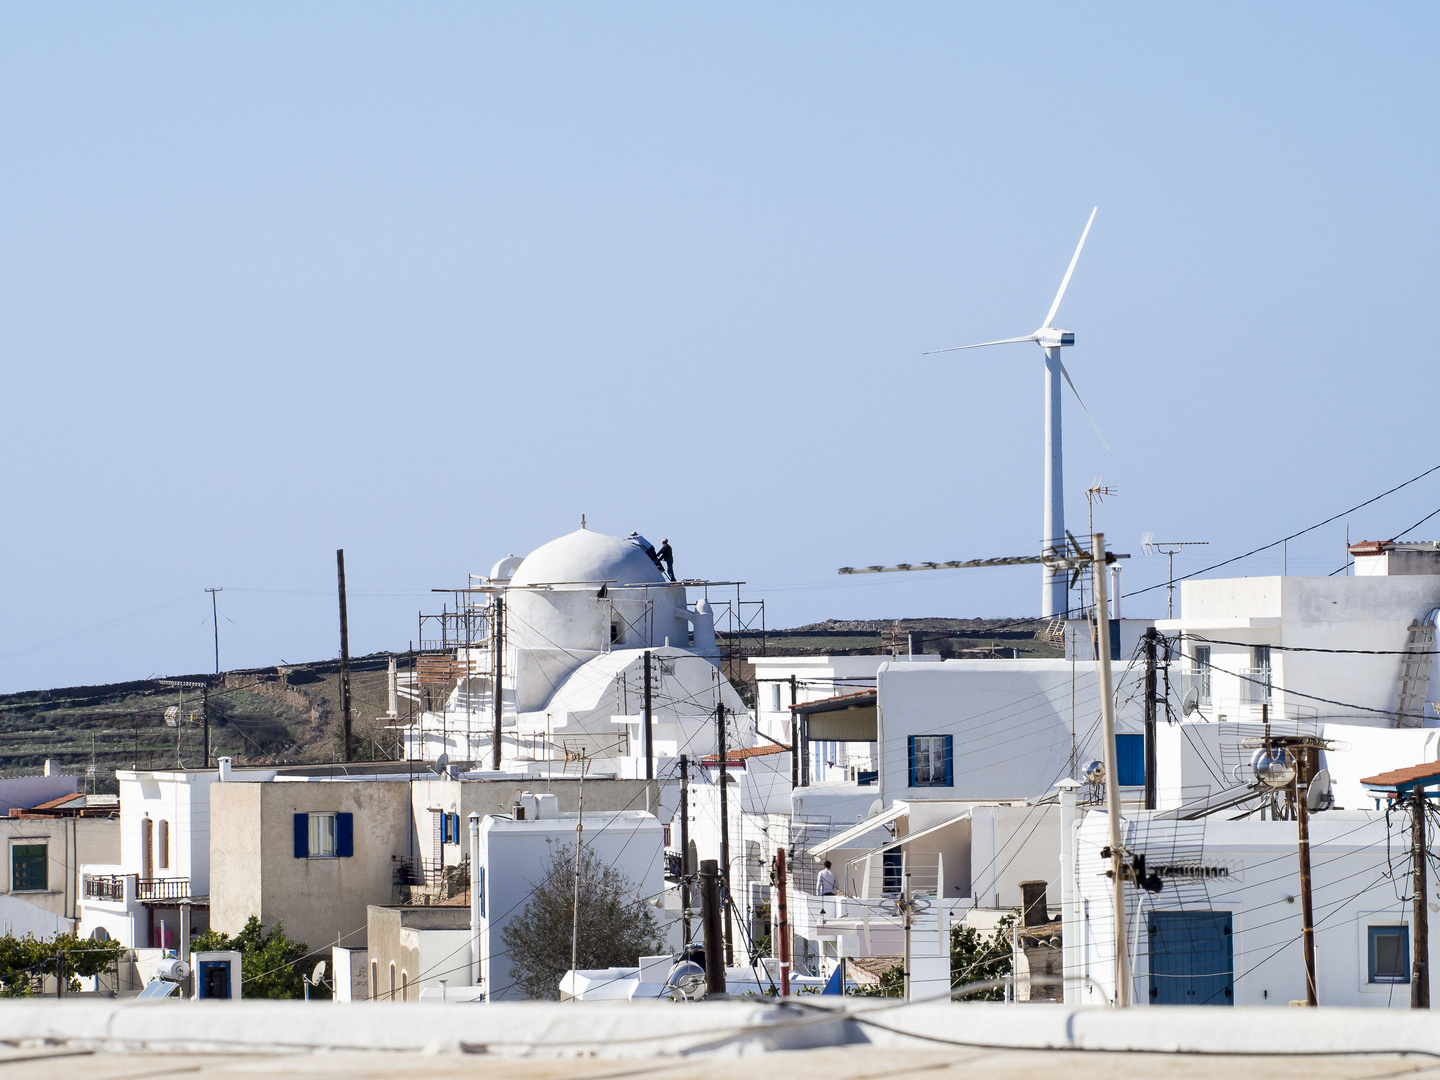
[1036,328,1075,348]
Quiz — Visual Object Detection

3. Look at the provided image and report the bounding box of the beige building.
[4,795,119,936]
[365,903,470,1002]
[210,780,413,954]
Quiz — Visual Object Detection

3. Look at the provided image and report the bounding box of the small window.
[769,684,781,712]
[157,820,169,870]
[309,813,338,857]
[370,961,377,1001]
[1369,925,1410,983]
[401,970,409,1001]
[908,735,953,787]
[610,623,621,644]
[389,963,396,1001]
[12,844,46,892]
[1192,646,1212,704]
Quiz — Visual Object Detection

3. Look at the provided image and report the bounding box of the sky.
[2,3,1438,692]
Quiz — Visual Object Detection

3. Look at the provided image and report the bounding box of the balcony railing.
[83,874,126,902]
[136,877,191,902]
[1176,668,1212,706]
[1238,667,1273,705]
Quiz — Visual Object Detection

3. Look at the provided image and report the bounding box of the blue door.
[1148,911,1233,1005]
[198,960,231,999]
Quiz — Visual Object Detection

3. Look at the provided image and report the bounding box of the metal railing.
[1238,666,1272,705]
[1176,667,1212,706]
[83,874,126,902]
[136,877,191,902]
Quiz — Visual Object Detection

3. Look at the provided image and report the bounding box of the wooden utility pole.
[206,587,223,675]
[336,549,353,762]
[789,674,799,789]
[775,847,791,996]
[678,753,691,945]
[1143,627,1158,811]
[1295,747,1318,1006]
[715,699,733,966]
[1091,533,1132,1007]
[699,859,725,995]
[492,595,505,770]
[643,650,654,780]
[202,684,211,770]
[1415,791,1430,1009]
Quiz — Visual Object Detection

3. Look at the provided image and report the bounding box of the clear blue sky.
[3,4,1438,692]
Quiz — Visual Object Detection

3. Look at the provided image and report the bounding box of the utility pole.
[206,587,223,675]
[1143,627,1158,811]
[202,683,211,770]
[699,859,725,996]
[789,674,798,790]
[1414,789,1430,1009]
[1092,533,1132,1007]
[678,753,691,945]
[775,848,791,996]
[570,750,586,999]
[643,650,654,781]
[336,550,353,762]
[1295,746,1318,1006]
[715,699,733,966]
[492,595,505,770]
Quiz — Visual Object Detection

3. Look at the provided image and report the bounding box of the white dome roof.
[510,529,666,588]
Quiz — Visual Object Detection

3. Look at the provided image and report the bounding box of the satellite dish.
[867,799,884,819]
[434,753,450,775]
[310,960,327,985]
[1181,687,1201,717]
[1307,769,1333,812]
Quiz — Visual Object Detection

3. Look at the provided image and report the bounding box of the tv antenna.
[1141,535,1209,618]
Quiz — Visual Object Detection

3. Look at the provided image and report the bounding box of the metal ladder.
[1395,609,1439,726]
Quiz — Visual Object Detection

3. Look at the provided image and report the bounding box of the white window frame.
[309,812,339,858]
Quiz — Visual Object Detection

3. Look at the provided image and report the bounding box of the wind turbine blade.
[923,334,1037,355]
[1059,359,1109,450]
[1041,206,1097,328]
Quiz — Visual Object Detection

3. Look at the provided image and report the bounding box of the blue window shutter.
[450,813,459,844]
[478,867,485,917]
[1116,734,1145,787]
[1109,619,1121,657]
[293,814,309,858]
[337,813,354,857]
[907,736,917,787]
[943,736,954,786]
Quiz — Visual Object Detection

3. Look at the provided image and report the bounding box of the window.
[401,970,409,1001]
[157,820,169,870]
[908,735,953,787]
[370,961,377,1001]
[769,684,781,712]
[1244,645,1273,704]
[1192,646,1212,704]
[293,812,354,858]
[12,844,46,892]
[140,817,153,879]
[389,963,396,1001]
[1116,734,1146,787]
[1369,925,1410,983]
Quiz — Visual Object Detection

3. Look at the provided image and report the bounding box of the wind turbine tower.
[927,208,1105,618]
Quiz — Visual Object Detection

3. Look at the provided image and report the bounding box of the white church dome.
[509,529,666,588]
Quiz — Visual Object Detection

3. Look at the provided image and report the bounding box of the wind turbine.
[927,207,1107,618]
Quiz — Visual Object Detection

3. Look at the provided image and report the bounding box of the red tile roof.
[1360,762,1440,790]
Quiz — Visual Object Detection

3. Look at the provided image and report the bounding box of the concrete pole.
[387,656,398,719]
[1091,533,1131,1006]
[1296,759,1318,1006]
[469,812,482,988]
[700,859,725,996]
[1042,347,1067,618]
[1056,779,1081,1004]
[775,848,791,996]
[643,650,654,781]
[179,900,191,962]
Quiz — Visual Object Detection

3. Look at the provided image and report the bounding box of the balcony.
[83,874,126,902]
[136,877,192,902]
[1238,667,1272,705]
[1176,668,1212,707]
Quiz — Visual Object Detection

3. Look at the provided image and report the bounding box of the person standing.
[656,539,675,582]
[816,860,839,896]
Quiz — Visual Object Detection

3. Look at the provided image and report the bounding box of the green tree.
[502,843,665,1000]
[0,933,125,997]
[191,916,316,999]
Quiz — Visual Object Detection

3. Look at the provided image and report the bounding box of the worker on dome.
[627,532,666,576]
[656,539,675,582]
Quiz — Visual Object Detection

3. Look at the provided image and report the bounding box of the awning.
[809,804,906,858]
[793,689,878,742]
[895,808,973,848]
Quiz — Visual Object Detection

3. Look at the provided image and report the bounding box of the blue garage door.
[1149,910,1233,1006]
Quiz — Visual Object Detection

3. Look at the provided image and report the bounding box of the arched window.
[157,820,169,870]
[389,963,396,1001]
[139,817,153,880]
[401,971,409,1001]
[370,960,377,1001]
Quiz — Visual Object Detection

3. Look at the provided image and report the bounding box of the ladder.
[1395,611,1438,727]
